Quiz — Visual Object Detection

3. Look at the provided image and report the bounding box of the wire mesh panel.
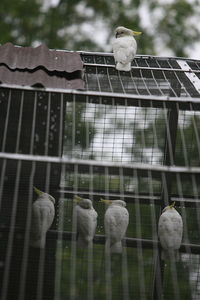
[0,156,200,300]
[82,54,200,98]
[0,53,200,300]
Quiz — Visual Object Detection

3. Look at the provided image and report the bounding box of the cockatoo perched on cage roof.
[158,202,183,261]
[101,199,129,254]
[30,187,55,248]
[112,26,142,72]
[73,196,98,248]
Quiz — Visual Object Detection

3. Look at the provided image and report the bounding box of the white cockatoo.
[73,196,98,248]
[112,26,142,71]
[101,199,129,254]
[30,187,55,248]
[158,202,183,261]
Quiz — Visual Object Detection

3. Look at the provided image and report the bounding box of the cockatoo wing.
[158,210,183,260]
[113,37,136,63]
[158,212,182,249]
[112,36,137,71]
[105,206,129,253]
[30,199,55,248]
[75,206,97,246]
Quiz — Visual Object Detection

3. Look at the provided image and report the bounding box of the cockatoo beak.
[132,31,142,36]
[169,201,175,209]
[100,198,112,204]
[33,186,44,196]
[74,195,83,203]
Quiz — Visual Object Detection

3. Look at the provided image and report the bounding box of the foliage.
[150,0,199,57]
[64,102,96,157]
[0,0,199,57]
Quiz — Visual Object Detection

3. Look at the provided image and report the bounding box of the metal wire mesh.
[0,53,200,300]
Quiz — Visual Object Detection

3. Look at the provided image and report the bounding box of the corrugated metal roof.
[0,43,84,89]
[0,65,84,89]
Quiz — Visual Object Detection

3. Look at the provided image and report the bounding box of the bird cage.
[0,46,200,300]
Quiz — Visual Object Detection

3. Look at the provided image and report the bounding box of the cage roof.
[0,44,200,99]
[0,43,84,89]
[81,52,200,98]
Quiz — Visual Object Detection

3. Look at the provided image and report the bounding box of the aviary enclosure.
[0,52,200,299]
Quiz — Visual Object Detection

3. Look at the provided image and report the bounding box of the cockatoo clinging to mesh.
[73,196,98,248]
[101,199,129,254]
[112,26,142,72]
[30,187,55,248]
[158,202,183,261]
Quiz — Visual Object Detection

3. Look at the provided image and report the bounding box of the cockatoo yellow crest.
[101,199,129,254]
[73,196,98,248]
[112,26,142,71]
[158,202,183,261]
[30,187,55,248]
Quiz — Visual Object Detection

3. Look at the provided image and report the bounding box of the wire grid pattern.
[0,155,200,300]
[64,100,166,164]
[82,54,200,98]
[0,53,200,300]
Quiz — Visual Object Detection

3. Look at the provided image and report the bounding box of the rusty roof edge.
[0,43,83,73]
[77,50,200,62]
[1,43,199,63]
[1,83,200,103]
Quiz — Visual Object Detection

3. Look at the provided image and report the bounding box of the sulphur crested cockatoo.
[158,202,183,261]
[30,187,55,248]
[101,199,129,254]
[112,26,142,71]
[73,196,98,248]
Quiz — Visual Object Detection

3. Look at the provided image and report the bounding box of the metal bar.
[1,89,11,152]
[29,91,37,154]
[36,163,51,300]
[87,165,94,300]
[1,152,200,174]
[44,93,51,156]
[1,228,200,254]
[1,160,22,300]
[15,90,24,153]
[153,82,180,300]
[58,93,64,157]
[69,164,78,300]
[134,169,147,300]
[148,170,163,300]
[0,158,6,210]
[1,85,200,105]
[79,50,200,62]
[104,166,112,300]
[189,103,200,161]
[119,167,130,300]
[176,173,193,296]
[18,161,36,300]
[54,163,66,300]
[58,190,200,207]
[84,62,200,74]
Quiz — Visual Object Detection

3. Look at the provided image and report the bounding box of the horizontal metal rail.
[59,190,200,207]
[84,62,200,74]
[1,152,200,175]
[50,230,200,254]
[79,51,200,63]
[1,84,200,105]
[11,45,199,62]
[1,227,199,254]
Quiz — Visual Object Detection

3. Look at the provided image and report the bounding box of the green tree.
[0,0,199,57]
